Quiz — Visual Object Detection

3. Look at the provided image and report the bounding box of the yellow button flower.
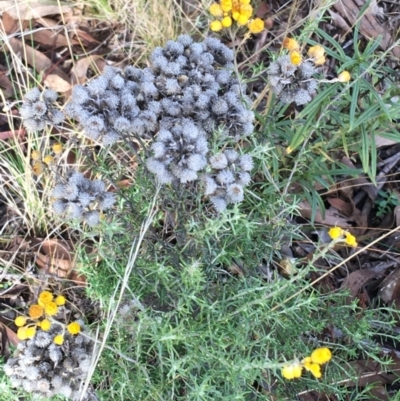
[237,14,250,25]
[55,295,66,306]
[210,20,223,32]
[345,232,357,247]
[32,161,45,175]
[338,71,351,83]
[248,18,264,34]
[17,327,28,341]
[31,150,42,161]
[221,16,232,27]
[44,301,58,316]
[328,227,343,240]
[43,155,54,166]
[209,3,223,17]
[303,361,322,378]
[15,316,27,327]
[52,142,63,154]
[54,334,64,345]
[311,347,332,365]
[26,326,36,339]
[283,37,299,51]
[67,322,81,335]
[239,4,253,18]
[29,304,44,319]
[221,0,233,12]
[281,362,303,380]
[240,0,251,4]
[39,319,52,331]
[38,291,53,306]
[290,50,302,65]
[232,11,240,20]
[308,45,326,65]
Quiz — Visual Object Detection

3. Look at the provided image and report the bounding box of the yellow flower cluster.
[328,227,357,247]
[14,290,66,341]
[30,142,63,175]
[282,37,326,67]
[209,0,265,34]
[282,37,352,82]
[281,347,332,380]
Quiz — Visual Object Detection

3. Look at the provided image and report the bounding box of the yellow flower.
[328,227,343,240]
[281,362,303,380]
[210,20,223,32]
[26,326,36,339]
[282,37,299,51]
[221,0,233,12]
[39,319,51,331]
[248,18,264,34]
[29,304,44,319]
[67,322,81,335]
[232,11,240,20]
[307,45,325,65]
[221,16,232,28]
[31,150,42,161]
[32,161,45,175]
[303,361,322,378]
[209,3,223,17]
[55,295,66,306]
[52,142,63,154]
[44,302,58,316]
[54,334,64,345]
[314,55,326,66]
[237,14,250,25]
[38,290,53,306]
[240,0,251,4]
[15,316,27,327]
[338,71,351,83]
[311,347,332,365]
[344,232,357,247]
[239,4,253,18]
[43,155,54,166]
[17,327,28,341]
[289,50,302,65]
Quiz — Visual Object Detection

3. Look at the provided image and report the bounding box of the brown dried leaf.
[332,0,400,58]
[378,268,400,308]
[1,11,22,34]
[0,72,14,98]
[43,74,71,92]
[341,269,379,300]
[326,197,353,217]
[6,37,69,83]
[31,30,79,48]
[0,1,71,20]
[70,55,103,85]
[297,200,351,227]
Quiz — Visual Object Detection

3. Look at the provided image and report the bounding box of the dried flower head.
[29,305,44,319]
[337,71,351,83]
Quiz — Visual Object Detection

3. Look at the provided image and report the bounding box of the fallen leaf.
[70,55,103,84]
[298,200,351,227]
[378,268,400,308]
[0,72,14,98]
[0,1,71,20]
[43,74,71,92]
[1,11,23,35]
[326,197,353,217]
[341,269,380,302]
[31,29,79,49]
[6,37,69,83]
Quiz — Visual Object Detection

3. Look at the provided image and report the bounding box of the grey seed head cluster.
[267,56,319,105]
[65,35,254,147]
[4,326,93,400]
[51,170,115,226]
[202,149,253,212]
[20,88,64,132]
[145,36,254,193]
